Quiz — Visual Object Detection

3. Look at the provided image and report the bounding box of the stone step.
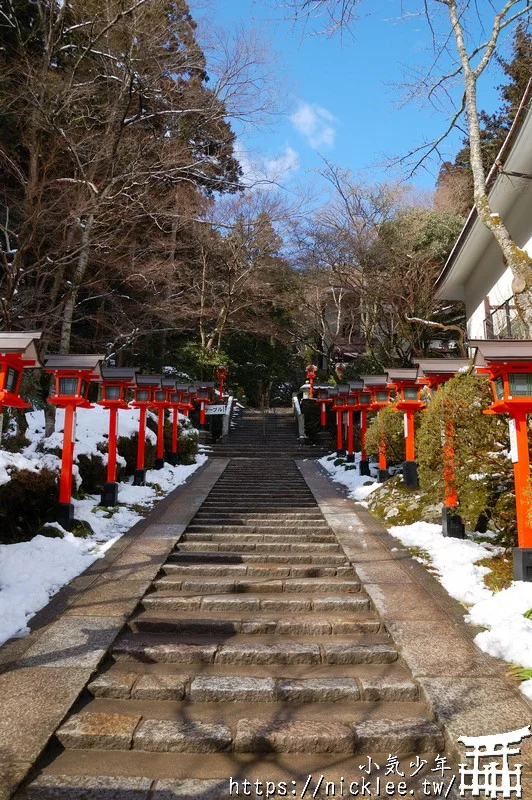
[174,542,341,554]
[142,592,370,613]
[55,707,441,754]
[154,576,361,593]
[182,531,334,542]
[192,512,325,521]
[88,668,419,702]
[112,636,396,666]
[129,610,380,636]
[167,551,347,565]
[161,563,356,578]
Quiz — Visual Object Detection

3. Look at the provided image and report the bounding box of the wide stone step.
[192,512,324,521]
[199,504,318,511]
[155,576,361,593]
[174,542,341,554]
[112,636,396,665]
[130,610,380,636]
[55,708,441,754]
[161,563,356,578]
[142,592,370,613]
[182,531,334,542]
[88,669,419,702]
[167,551,347,565]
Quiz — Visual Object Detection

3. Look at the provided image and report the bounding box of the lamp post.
[332,385,350,457]
[166,383,195,466]
[344,381,364,463]
[415,359,470,538]
[305,364,318,399]
[0,333,43,439]
[131,375,160,486]
[45,354,104,530]
[193,381,215,443]
[216,366,229,400]
[362,375,394,482]
[152,381,170,470]
[315,386,333,428]
[386,368,426,490]
[356,385,372,476]
[98,367,138,506]
[470,340,532,581]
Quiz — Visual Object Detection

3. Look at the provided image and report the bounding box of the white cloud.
[290,101,337,149]
[234,142,300,189]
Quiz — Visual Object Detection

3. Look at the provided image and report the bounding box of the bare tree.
[282,0,532,328]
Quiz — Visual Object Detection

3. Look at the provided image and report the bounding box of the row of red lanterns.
[0,332,228,531]
[306,345,532,582]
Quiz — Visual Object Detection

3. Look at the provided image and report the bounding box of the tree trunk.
[448,0,532,332]
[59,214,94,354]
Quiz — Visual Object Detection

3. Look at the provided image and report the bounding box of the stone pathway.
[2,410,531,799]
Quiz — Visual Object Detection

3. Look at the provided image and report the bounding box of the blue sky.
[196,0,511,195]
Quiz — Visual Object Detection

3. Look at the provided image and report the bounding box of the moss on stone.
[367,475,441,526]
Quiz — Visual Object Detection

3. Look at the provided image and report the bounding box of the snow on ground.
[389,522,532,701]
[318,450,532,701]
[0,407,207,647]
[317,454,380,503]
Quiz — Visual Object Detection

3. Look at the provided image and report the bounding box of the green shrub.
[117,433,156,474]
[365,406,405,464]
[76,453,107,494]
[417,371,515,542]
[300,399,335,444]
[178,427,199,465]
[0,468,59,544]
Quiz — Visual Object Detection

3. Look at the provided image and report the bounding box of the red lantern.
[0,332,43,415]
[167,384,195,465]
[130,375,161,485]
[216,366,229,400]
[362,376,394,482]
[386,368,426,490]
[414,358,470,538]
[471,340,532,580]
[45,354,104,530]
[192,382,215,429]
[98,367,138,506]
[305,364,318,399]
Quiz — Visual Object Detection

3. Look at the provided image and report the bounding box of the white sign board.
[205,404,227,416]
[508,418,519,463]
[403,412,408,439]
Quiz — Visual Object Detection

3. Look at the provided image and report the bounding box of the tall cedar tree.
[0,0,241,356]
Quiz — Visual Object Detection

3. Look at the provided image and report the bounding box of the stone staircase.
[18,459,446,798]
[212,408,327,458]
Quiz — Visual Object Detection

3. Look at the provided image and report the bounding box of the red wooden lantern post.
[344,381,364,463]
[216,366,229,400]
[331,386,350,457]
[0,333,43,438]
[131,375,160,486]
[415,359,469,538]
[357,386,372,476]
[193,381,215,442]
[362,375,394,482]
[98,367,138,506]
[305,364,317,399]
[45,354,104,530]
[152,381,171,470]
[387,368,426,490]
[315,386,332,428]
[471,340,532,580]
[166,384,193,466]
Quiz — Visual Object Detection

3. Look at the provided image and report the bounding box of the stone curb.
[297,460,532,788]
[0,458,228,800]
